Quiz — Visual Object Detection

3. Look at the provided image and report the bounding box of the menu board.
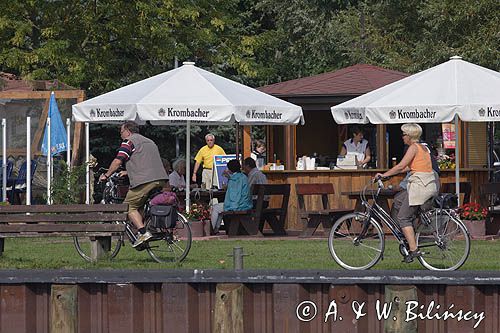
[442,123,455,149]
[213,154,236,189]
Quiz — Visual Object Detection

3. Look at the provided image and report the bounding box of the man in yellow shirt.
[192,133,226,189]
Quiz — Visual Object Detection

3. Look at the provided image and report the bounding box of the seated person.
[340,127,371,167]
[210,159,253,234]
[242,157,269,208]
[169,159,192,190]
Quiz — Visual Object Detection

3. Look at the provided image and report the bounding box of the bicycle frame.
[358,181,408,246]
[98,170,164,246]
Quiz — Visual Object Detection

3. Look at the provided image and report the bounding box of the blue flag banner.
[41,93,68,156]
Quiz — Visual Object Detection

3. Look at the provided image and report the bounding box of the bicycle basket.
[150,205,178,229]
[434,193,458,209]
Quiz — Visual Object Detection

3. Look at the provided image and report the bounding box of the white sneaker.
[133,231,152,247]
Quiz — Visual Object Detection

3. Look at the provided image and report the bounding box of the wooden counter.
[264,169,489,231]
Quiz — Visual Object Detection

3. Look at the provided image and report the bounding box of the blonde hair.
[401,123,422,141]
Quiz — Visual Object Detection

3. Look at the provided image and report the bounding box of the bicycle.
[328,177,471,271]
[74,168,192,263]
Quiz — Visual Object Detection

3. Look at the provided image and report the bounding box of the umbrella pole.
[26,117,31,205]
[186,121,191,213]
[235,123,239,159]
[85,122,90,204]
[455,115,460,206]
[46,117,51,205]
[2,119,6,202]
[66,118,71,170]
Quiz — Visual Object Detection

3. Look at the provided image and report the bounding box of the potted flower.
[437,153,456,170]
[460,202,488,239]
[183,203,211,237]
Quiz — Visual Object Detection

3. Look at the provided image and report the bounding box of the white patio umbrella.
[73,61,304,208]
[331,56,500,203]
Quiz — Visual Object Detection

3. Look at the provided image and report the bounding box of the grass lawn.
[0,237,498,270]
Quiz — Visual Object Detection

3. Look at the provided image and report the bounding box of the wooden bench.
[222,184,290,236]
[0,204,128,261]
[296,183,354,237]
[479,183,500,236]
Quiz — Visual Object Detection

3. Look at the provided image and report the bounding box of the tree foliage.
[0,0,498,165]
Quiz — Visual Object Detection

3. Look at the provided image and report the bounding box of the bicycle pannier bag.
[150,205,178,229]
[434,193,458,209]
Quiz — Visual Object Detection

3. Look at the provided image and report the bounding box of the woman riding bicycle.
[375,123,439,263]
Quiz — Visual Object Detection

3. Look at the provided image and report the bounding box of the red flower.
[460,202,488,221]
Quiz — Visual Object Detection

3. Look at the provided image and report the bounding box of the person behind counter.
[250,140,266,166]
[192,133,226,189]
[339,127,371,167]
[375,123,439,263]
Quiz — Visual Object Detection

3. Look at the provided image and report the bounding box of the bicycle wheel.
[328,212,384,270]
[416,209,470,271]
[73,226,124,262]
[146,212,192,263]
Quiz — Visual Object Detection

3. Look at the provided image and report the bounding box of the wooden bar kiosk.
[247,64,490,231]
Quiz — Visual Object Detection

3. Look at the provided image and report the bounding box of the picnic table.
[341,188,400,213]
[176,188,226,206]
[295,183,353,237]
[222,184,290,237]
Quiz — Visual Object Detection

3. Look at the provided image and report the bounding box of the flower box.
[189,220,206,237]
[462,219,486,239]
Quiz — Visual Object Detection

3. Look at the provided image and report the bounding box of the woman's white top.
[343,138,368,162]
[168,170,186,189]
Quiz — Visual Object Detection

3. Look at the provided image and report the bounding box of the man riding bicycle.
[99,121,168,247]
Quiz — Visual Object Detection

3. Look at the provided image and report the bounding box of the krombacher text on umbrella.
[248,109,283,119]
[486,107,500,117]
[391,109,437,120]
[167,107,210,117]
[91,108,125,117]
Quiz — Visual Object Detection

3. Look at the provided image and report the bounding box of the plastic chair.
[0,160,14,201]
[7,160,38,204]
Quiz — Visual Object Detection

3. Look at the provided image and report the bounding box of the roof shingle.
[258,64,408,96]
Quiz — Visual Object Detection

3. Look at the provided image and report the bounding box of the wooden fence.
[0,269,498,332]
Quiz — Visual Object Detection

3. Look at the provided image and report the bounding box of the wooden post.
[377,124,387,169]
[459,119,467,168]
[71,91,86,165]
[0,238,4,256]
[384,285,418,333]
[267,126,274,162]
[243,126,251,158]
[50,284,77,333]
[284,125,296,170]
[214,283,244,333]
[90,236,111,261]
[32,97,51,157]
